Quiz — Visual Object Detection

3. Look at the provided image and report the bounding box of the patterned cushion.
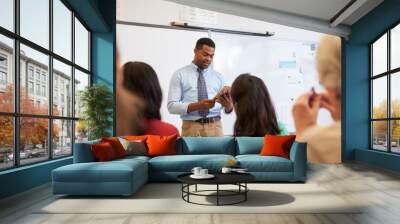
[118,137,147,156]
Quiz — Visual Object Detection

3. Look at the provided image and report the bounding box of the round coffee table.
[177,173,255,206]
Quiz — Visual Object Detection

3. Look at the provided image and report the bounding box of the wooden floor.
[1,162,400,224]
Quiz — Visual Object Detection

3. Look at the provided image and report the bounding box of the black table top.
[177,172,255,185]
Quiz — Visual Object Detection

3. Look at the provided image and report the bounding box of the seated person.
[122,61,179,136]
[230,73,288,136]
[292,35,341,164]
[116,50,144,136]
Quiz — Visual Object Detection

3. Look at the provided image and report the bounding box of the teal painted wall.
[0,0,116,200]
[355,149,400,172]
[66,0,110,32]
[345,0,400,170]
[343,44,369,160]
[91,32,115,136]
[91,0,116,135]
[0,158,72,199]
[92,32,114,89]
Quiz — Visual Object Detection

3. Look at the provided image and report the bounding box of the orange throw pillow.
[101,137,126,158]
[260,135,296,159]
[146,134,178,157]
[91,142,117,161]
[124,135,148,142]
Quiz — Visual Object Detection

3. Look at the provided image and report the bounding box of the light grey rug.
[38,183,362,214]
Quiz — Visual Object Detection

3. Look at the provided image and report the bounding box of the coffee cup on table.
[200,169,208,176]
[221,167,232,174]
[191,167,202,176]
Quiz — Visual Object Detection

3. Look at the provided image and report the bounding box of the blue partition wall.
[0,0,116,200]
[344,0,400,171]
[91,0,116,136]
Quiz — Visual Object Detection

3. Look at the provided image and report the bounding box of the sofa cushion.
[178,137,235,155]
[53,158,147,183]
[91,142,118,161]
[236,155,293,172]
[124,135,148,141]
[101,137,127,158]
[147,134,178,157]
[118,155,150,162]
[260,135,296,159]
[118,138,147,156]
[148,154,235,172]
[235,137,264,155]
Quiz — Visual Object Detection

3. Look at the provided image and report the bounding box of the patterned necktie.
[197,68,209,118]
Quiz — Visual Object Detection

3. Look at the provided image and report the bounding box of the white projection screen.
[117,24,331,135]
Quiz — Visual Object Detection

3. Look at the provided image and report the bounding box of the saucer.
[190,174,215,179]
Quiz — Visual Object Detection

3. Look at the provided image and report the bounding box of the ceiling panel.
[166,0,384,37]
[224,0,352,21]
[341,0,383,25]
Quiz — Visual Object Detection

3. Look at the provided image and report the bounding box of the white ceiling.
[118,0,326,43]
[225,0,352,23]
[166,0,384,37]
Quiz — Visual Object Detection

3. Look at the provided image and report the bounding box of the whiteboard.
[117,24,332,135]
[117,24,208,133]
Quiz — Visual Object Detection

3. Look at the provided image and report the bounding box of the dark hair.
[231,74,280,136]
[122,61,162,120]
[195,38,215,50]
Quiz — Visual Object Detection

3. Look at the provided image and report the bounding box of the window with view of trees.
[371,22,400,153]
[0,0,91,170]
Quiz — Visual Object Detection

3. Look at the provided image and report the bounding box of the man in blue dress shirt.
[167,38,233,136]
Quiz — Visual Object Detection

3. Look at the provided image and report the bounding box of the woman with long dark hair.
[122,61,179,136]
[230,74,287,137]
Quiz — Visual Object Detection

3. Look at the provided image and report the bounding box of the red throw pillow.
[91,142,117,161]
[260,135,296,159]
[101,137,126,158]
[146,134,178,157]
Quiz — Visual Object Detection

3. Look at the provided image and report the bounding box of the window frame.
[370,21,400,154]
[0,53,7,68]
[0,53,8,88]
[0,71,7,85]
[0,0,92,171]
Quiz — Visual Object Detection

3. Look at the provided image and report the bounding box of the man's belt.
[194,116,221,124]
